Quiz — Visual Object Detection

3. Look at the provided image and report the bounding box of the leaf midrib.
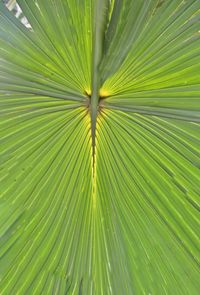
[90,0,110,170]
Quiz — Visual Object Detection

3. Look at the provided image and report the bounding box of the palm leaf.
[0,0,200,294]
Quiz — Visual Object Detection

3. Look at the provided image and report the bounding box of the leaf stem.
[91,0,110,170]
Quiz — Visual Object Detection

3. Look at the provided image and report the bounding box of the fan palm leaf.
[0,0,200,294]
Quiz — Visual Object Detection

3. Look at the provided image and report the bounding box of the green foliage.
[0,0,200,294]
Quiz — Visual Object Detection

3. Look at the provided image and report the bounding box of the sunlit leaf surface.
[0,1,200,294]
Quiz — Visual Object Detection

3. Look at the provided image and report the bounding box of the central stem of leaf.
[90,0,110,171]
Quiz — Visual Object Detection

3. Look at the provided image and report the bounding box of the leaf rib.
[90,0,110,173]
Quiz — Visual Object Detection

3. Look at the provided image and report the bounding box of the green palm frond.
[0,0,200,294]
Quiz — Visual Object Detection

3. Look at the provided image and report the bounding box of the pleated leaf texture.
[0,0,200,294]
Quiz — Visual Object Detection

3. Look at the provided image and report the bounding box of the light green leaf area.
[0,0,200,294]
